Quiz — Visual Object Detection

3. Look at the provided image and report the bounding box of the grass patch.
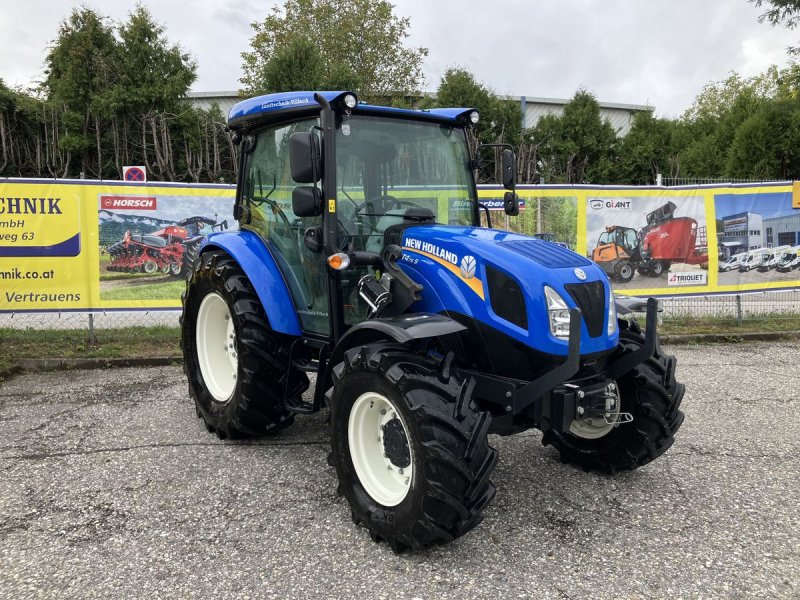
[0,326,180,377]
[661,314,800,335]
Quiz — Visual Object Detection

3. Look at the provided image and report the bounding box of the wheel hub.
[381,418,411,468]
[195,292,238,402]
[348,392,413,507]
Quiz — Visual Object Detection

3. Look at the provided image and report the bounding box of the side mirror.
[502,149,517,190]
[293,186,322,217]
[504,191,519,216]
[289,132,321,184]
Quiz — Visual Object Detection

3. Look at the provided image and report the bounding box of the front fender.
[200,230,301,336]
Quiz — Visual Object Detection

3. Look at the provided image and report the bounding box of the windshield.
[335,114,476,251]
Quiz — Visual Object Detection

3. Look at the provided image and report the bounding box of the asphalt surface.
[1,342,798,599]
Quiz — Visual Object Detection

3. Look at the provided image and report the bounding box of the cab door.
[240,119,330,335]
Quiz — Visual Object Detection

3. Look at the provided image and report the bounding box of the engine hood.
[398,225,618,357]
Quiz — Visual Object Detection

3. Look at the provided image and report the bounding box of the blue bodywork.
[200,230,302,336]
[228,91,476,129]
[398,225,619,357]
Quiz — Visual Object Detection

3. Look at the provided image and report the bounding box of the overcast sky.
[0,0,796,117]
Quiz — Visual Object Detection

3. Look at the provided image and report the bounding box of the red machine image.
[105,216,227,277]
[593,202,707,282]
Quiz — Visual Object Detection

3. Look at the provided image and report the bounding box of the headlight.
[343,93,357,109]
[607,285,617,335]
[469,110,480,124]
[544,286,570,339]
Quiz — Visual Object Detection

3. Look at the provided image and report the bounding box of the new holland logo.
[574,268,587,280]
[590,199,604,210]
[460,255,476,279]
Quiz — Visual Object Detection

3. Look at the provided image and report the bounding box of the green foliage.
[241,0,427,97]
[726,100,800,178]
[616,112,680,184]
[262,36,324,92]
[0,5,233,182]
[113,5,196,115]
[529,90,617,184]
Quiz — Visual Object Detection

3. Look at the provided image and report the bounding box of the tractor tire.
[614,260,635,283]
[328,344,497,552]
[542,319,685,473]
[181,250,308,439]
[650,261,666,277]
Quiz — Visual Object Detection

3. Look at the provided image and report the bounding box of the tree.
[677,68,782,177]
[530,90,617,184]
[435,68,521,183]
[241,0,427,97]
[726,100,800,179]
[114,5,197,116]
[44,7,117,176]
[617,111,681,184]
[258,35,353,92]
[113,6,197,181]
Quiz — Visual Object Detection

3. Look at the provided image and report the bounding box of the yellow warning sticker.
[328,199,336,213]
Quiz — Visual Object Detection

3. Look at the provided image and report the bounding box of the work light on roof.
[343,94,357,109]
[469,110,480,124]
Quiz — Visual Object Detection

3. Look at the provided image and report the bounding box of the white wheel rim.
[348,392,413,507]
[196,292,238,402]
[569,382,621,439]
[143,260,157,274]
[170,262,181,275]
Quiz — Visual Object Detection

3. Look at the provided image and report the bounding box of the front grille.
[564,281,606,338]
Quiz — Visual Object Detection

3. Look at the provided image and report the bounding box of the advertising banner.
[0,180,235,312]
[1,179,798,312]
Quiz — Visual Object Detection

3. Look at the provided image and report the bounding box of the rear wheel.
[328,344,497,552]
[181,250,308,438]
[542,319,685,473]
[648,260,664,276]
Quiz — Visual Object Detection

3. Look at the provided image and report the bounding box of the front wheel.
[614,260,635,283]
[181,250,308,438]
[328,344,497,552]
[542,319,685,472]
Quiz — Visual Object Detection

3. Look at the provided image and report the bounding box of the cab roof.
[227,91,477,130]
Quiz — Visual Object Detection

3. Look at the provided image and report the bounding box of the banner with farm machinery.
[0,180,235,311]
[0,179,797,312]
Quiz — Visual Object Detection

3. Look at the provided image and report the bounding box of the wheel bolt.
[398,468,404,475]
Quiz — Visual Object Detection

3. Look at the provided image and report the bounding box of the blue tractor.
[181,91,685,552]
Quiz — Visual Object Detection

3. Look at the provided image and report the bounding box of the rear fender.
[199,230,302,336]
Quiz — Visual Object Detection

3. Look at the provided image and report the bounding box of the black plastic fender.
[315,313,467,408]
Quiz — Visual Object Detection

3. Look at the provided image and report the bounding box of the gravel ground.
[1,341,798,599]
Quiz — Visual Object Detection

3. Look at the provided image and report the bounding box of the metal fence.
[1,288,798,338]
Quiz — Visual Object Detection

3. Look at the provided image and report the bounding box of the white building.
[764,213,800,248]
[718,212,764,258]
